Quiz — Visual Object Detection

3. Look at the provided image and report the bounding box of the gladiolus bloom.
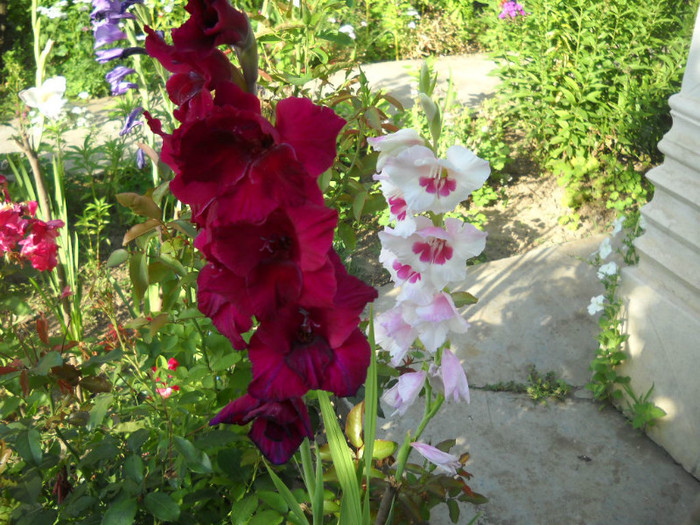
[210,394,313,465]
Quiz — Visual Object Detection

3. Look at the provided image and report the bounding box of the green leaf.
[101,498,137,525]
[123,455,144,483]
[262,465,309,525]
[318,391,362,525]
[129,252,149,304]
[88,394,113,431]
[258,490,287,514]
[116,192,162,220]
[451,292,479,308]
[448,498,460,523]
[231,495,258,525]
[106,249,129,268]
[144,492,181,521]
[371,440,397,461]
[249,510,284,525]
[352,191,367,222]
[15,428,42,465]
[33,351,63,375]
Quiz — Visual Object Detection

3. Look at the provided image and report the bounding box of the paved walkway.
[375,236,700,524]
[2,54,698,523]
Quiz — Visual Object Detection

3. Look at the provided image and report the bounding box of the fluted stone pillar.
[619,8,700,478]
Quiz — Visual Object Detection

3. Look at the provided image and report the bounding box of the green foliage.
[525,366,572,403]
[586,215,666,431]
[486,0,698,211]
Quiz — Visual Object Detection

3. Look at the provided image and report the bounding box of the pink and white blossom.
[401,290,470,353]
[432,349,470,403]
[368,128,425,172]
[379,216,486,291]
[382,371,426,416]
[410,442,462,475]
[382,144,489,214]
[374,307,418,365]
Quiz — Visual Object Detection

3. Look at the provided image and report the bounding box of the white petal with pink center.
[380,216,487,291]
[373,175,417,237]
[402,291,469,353]
[383,144,490,214]
[368,128,425,171]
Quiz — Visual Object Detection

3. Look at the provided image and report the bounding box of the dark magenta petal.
[320,328,370,397]
[211,395,312,465]
[246,261,303,318]
[248,402,312,465]
[173,0,250,53]
[275,98,346,177]
[299,258,337,309]
[208,144,320,225]
[286,205,338,272]
[209,394,260,425]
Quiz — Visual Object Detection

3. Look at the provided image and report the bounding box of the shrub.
[485,0,699,211]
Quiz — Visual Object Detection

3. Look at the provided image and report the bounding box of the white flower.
[375,308,418,366]
[369,128,425,172]
[328,17,337,24]
[19,76,67,120]
[339,24,356,40]
[37,5,66,18]
[597,261,618,280]
[611,216,625,236]
[77,91,89,100]
[588,295,605,315]
[597,237,612,260]
[407,21,416,29]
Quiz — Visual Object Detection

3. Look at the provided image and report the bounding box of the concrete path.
[330,53,500,110]
[375,236,700,524]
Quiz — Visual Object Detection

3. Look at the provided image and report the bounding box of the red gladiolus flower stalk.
[144,0,377,464]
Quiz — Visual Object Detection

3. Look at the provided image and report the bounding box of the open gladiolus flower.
[145,0,376,465]
[19,76,67,120]
[210,394,313,465]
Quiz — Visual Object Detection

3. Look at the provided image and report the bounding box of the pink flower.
[410,442,462,475]
[156,385,180,399]
[18,219,64,271]
[401,291,470,353]
[499,1,526,19]
[0,205,29,253]
[430,349,470,403]
[382,371,426,416]
[167,358,180,371]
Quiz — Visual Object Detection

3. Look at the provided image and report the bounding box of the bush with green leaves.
[485,0,699,212]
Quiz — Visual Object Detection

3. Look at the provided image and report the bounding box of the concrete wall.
[619,8,700,479]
